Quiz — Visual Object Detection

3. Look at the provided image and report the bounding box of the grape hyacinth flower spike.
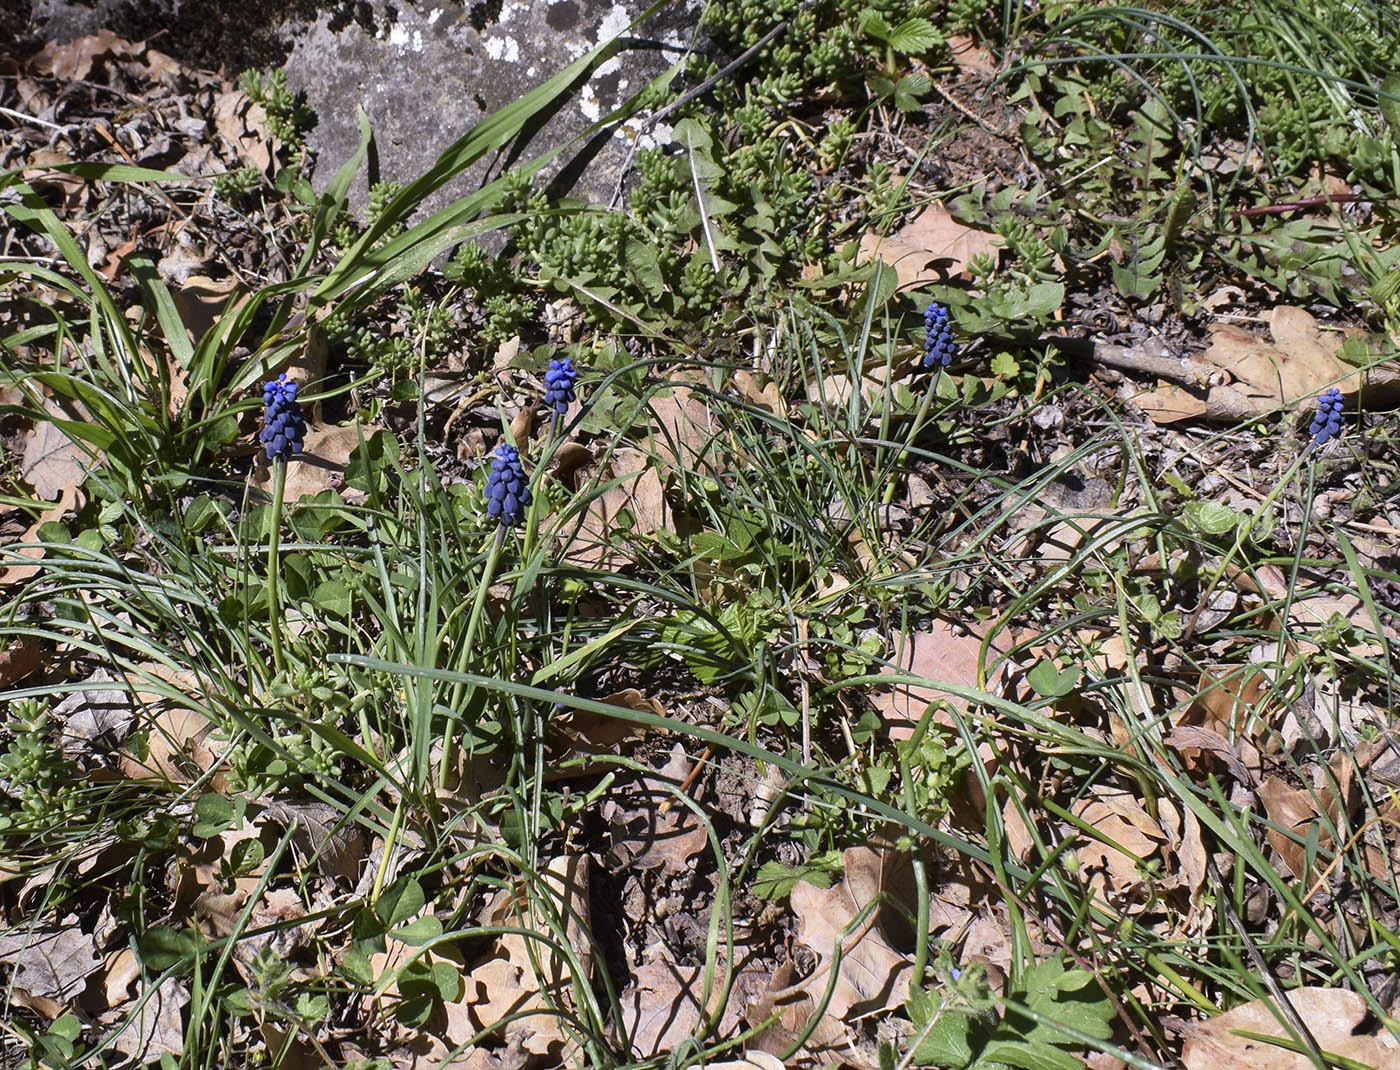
[258,376,305,677]
[1309,387,1344,445]
[485,443,531,527]
[922,302,957,370]
[261,375,306,462]
[544,358,579,415]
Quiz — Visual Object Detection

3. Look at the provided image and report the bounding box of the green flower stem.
[368,795,403,909]
[899,749,931,993]
[437,524,507,786]
[266,457,288,676]
[882,371,940,508]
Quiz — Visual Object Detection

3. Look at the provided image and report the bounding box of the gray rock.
[22,0,703,216]
[282,0,696,216]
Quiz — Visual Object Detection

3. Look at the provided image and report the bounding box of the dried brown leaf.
[109,976,188,1063]
[23,402,95,501]
[252,423,377,504]
[790,846,912,1022]
[0,637,43,688]
[31,30,142,81]
[213,87,273,172]
[1256,776,1321,879]
[858,203,999,287]
[872,617,1009,740]
[0,919,101,1003]
[1181,988,1400,1070]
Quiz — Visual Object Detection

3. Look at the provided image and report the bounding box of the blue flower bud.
[1308,387,1345,445]
[260,376,306,462]
[544,358,580,415]
[484,443,531,527]
[922,302,957,370]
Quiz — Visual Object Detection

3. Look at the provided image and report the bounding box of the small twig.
[1048,334,1217,387]
[609,18,794,208]
[657,746,713,815]
[1230,194,1363,220]
[0,106,66,132]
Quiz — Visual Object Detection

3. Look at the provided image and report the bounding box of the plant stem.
[438,524,507,786]
[882,370,940,508]
[266,457,287,675]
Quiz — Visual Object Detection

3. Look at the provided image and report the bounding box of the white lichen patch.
[386,24,425,52]
[618,115,673,150]
[427,7,441,23]
[485,35,521,63]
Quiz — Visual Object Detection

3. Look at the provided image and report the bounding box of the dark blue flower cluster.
[261,376,306,462]
[1309,387,1344,445]
[485,443,531,527]
[544,358,579,415]
[922,302,957,369]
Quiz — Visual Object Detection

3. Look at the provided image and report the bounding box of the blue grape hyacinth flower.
[1309,387,1344,445]
[544,358,579,415]
[260,375,306,462]
[485,443,531,527]
[922,302,957,370]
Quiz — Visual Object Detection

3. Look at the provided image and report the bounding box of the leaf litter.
[3,18,1400,1070]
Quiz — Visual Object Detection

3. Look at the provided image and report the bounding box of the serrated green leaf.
[860,10,893,41]
[888,17,944,55]
[754,852,843,900]
[990,351,1020,379]
[906,987,981,1068]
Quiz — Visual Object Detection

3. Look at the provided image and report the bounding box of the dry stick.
[608,17,795,209]
[1231,194,1363,220]
[1203,851,1328,1067]
[1047,334,1218,387]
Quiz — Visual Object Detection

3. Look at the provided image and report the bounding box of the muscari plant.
[430,366,579,787]
[883,301,959,507]
[1309,386,1345,445]
[260,375,307,675]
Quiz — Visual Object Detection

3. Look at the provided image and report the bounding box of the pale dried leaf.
[23,404,94,501]
[0,920,101,1002]
[648,384,718,472]
[109,976,188,1063]
[443,861,590,1057]
[1132,384,1208,425]
[31,30,141,81]
[263,799,367,883]
[252,423,375,504]
[1257,777,1322,879]
[618,946,709,1057]
[790,846,912,1021]
[872,617,1009,740]
[0,637,43,688]
[858,202,999,289]
[119,705,216,783]
[566,447,667,570]
[0,486,77,586]
[1181,988,1400,1070]
[1073,792,1164,909]
[607,769,708,874]
[946,35,997,75]
[213,87,273,172]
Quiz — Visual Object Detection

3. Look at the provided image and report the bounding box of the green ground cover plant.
[1,0,1398,1067]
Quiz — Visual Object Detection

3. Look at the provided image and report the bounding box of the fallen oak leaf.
[1182,988,1400,1070]
[857,202,999,288]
